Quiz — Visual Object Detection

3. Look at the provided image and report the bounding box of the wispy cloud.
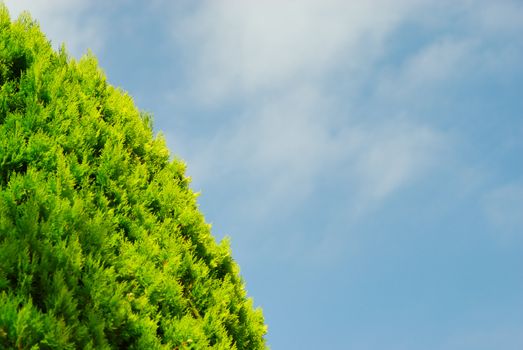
[172,87,445,227]
[164,1,523,265]
[169,0,447,225]
[376,37,479,102]
[173,0,422,103]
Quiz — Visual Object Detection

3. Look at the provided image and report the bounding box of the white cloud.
[375,0,523,102]
[173,0,422,103]
[173,86,445,222]
[174,85,338,218]
[376,37,478,100]
[167,0,451,223]
[3,0,105,58]
[351,122,443,201]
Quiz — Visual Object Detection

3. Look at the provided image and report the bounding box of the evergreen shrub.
[0,5,267,349]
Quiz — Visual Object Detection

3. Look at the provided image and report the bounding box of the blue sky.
[5,1,523,348]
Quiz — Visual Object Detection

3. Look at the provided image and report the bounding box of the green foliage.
[0,4,267,349]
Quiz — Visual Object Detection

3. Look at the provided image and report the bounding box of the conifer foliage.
[0,5,266,349]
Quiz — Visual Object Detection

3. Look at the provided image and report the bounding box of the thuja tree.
[0,5,266,349]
